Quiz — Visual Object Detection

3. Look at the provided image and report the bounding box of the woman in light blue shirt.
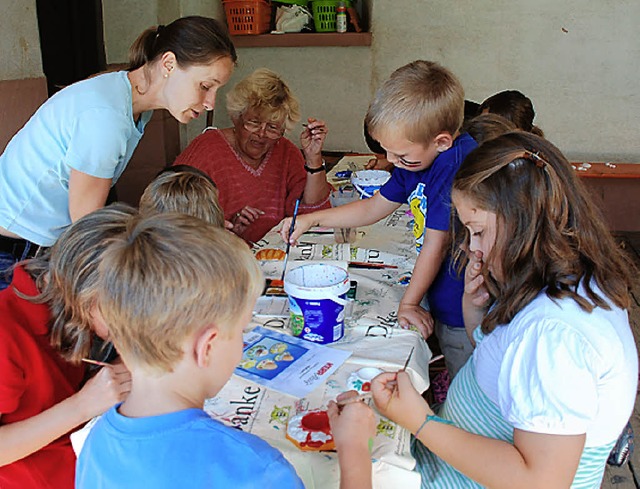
[0,16,236,289]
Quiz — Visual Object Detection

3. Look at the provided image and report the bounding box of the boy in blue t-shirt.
[282,61,478,378]
[76,213,375,489]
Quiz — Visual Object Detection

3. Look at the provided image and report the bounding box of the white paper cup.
[351,170,391,199]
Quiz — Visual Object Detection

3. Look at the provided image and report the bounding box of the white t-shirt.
[473,284,637,446]
[0,71,153,246]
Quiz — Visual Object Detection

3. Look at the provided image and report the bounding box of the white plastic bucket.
[351,170,391,199]
[284,264,350,344]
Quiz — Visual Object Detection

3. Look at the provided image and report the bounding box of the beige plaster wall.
[102,0,223,64]
[101,0,640,162]
[0,0,46,151]
[369,0,640,162]
[0,0,43,79]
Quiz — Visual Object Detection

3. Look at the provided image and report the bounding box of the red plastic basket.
[223,0,272,35]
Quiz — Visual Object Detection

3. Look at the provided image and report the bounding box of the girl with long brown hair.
[371,132,637,488]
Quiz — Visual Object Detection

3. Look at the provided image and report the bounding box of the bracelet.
[414,414,454,438]
[304,159,327,174]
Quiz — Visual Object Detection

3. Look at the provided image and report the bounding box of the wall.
[3,0,639,161]
[369,0,640,162]
[0,1,47,151]
[0,1,42,79]
[209,0,640,162]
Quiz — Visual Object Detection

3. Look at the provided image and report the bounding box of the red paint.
[300,411,332,448]
[301,411,330,432]
[361,382,371,392]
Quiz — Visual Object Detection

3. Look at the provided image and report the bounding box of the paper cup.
[351,170,391,199]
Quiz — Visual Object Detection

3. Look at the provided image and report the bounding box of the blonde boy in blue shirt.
[282,61,478,378]
[76,213,375,489]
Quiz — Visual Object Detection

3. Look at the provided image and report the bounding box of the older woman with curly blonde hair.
[173,68,331,243]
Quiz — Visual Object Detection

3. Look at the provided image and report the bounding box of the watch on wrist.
[304,159,327,174]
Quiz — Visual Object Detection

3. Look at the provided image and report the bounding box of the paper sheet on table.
[70,415,100,456]
[235,326,351,398]
[231,206,429,488]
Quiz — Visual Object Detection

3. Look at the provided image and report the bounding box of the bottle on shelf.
[336,2,347,33]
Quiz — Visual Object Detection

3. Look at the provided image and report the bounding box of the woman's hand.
[465,250,491,309]
[231,206,264,235]
[279,213,316,245]
[76,363,131,419]
[300,117,328,163]
[371,371,430,433]
[397,302,434,339]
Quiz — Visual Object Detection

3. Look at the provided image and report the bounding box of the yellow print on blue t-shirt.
[408,183,427,253]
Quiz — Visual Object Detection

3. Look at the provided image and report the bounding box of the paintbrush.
[336,392,372,406]
[302,123,327,134]
[281,197,302,281]
[429,354,445,365]
[401,346,415,373]
[348,262,398,270]
[303,229,334,235]
[387,346,415,403]
[81,358,112,368]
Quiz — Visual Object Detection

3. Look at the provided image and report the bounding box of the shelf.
[230,32,372,48]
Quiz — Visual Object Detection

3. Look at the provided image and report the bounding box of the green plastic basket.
[275,0,308,5]
[312,0,350,32]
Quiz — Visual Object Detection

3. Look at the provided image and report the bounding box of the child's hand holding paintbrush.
[369,347,436,435]
[270,196,302,290]
[76,358,133,418]
[327,391,377,467]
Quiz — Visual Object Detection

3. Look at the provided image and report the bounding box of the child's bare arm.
[280,192,400,245]
[0,364,130,466]
[397,228,449,338]
[372,371,584,489]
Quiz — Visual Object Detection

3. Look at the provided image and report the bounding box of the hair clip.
[508,150,549,170]
[524,150,548,168]
[155,24,165,39]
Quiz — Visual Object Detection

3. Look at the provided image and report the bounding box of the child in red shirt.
[0,204,134,488]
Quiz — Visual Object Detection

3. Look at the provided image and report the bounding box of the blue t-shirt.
[76,406,304,489]
[379,133,477,327]
[0,71,152,246]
